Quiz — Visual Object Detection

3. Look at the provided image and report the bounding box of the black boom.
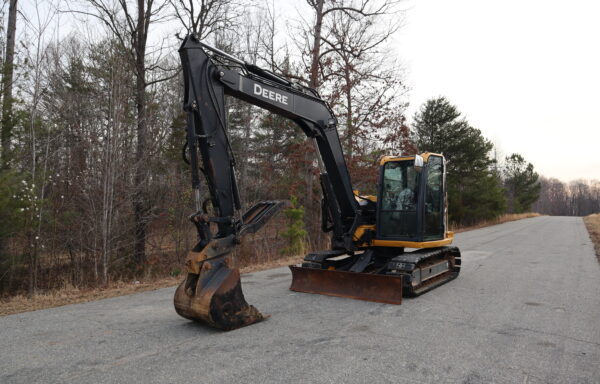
[179,34,359,251]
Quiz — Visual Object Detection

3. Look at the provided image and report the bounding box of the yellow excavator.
[173,35,461,330]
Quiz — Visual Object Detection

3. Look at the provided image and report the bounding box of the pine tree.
[413,97,506,225]
[280,196,307,256]
[503,154,541,213]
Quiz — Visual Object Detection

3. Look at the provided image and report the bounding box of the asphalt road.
[1,216,599,384]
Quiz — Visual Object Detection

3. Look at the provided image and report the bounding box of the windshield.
[379,160,420,238]
[381,161,419,211]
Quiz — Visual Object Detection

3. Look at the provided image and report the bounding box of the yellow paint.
[353,224,376,243]
[353,190,377,202]
[353,225,454,248]
[380,155,414,165]
[379,152,444,165]
[354,195,377,202]
[371,237,453,248]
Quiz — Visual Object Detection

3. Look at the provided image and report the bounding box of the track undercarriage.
[289,246,461,302]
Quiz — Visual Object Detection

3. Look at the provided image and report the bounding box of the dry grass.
[451,212,542,233]
[0,256,304,317]
[583,213,600,262]
[0,276,182,316]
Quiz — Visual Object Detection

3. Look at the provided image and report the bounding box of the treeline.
[412,97,540,225]
[0,0,552,297]
[0,0,410,295]
[534,178,600,216]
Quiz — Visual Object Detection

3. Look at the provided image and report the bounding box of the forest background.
[0,0,598,296]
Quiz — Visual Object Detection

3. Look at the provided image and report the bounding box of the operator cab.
[377,153,446,242]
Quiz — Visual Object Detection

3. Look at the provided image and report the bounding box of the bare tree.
[1,0,18,167]
[323,4,404,157]
[16,0,60,295]
[69,0,171,265]
[291,0,402,237]
[170,0,238,39]
[303,0,400,89]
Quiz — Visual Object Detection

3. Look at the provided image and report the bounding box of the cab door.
[423,155,445,240]
[376,159,421,241]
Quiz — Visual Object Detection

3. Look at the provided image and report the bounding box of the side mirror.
[414,154,424,173]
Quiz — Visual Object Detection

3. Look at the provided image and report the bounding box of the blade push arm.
[179,34,359,251]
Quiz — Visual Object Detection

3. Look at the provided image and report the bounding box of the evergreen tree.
[503,153,541,213]
[281,196,307,255]
[413,97,505,224]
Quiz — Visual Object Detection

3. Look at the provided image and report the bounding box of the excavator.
[173,34,461,330]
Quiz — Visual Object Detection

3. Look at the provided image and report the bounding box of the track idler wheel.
[174,259,266,331]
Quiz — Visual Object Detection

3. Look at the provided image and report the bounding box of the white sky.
[19,0,600,182]
[394,0,600,181]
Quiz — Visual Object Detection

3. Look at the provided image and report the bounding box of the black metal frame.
[375,157,446,242]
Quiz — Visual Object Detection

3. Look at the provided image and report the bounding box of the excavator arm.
[179,34,361,251]
[174,34,361,329]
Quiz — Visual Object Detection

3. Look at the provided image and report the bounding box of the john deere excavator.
[173,34,461,330]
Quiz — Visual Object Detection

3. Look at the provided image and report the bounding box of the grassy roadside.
[1,214,543,317]
[0,277,181,316]
[0,256,303,317]
[583,214,600,262]
[451,212,541,233]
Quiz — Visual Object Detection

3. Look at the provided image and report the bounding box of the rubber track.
[388,246,461,297]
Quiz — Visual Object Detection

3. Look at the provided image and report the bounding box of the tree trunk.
[27,232,37,297]
[133,0,148,265]
[1,0,18,167]
[101,104,116,285]
[344,63,353,157]
[241,103,252,205]
[309,0,324,89]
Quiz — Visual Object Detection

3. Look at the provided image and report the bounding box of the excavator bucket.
[174,201,285,330]
[174,260,265,330]
[289,266,403,304]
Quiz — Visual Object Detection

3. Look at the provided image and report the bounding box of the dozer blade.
[174,258,266,331]
[289,266,403,304]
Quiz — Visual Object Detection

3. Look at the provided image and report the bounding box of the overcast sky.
[20,0,599,181]
[394,0,600,181]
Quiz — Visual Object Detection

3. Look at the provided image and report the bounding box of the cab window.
[424,156,444,240]
[379,160,420,238]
